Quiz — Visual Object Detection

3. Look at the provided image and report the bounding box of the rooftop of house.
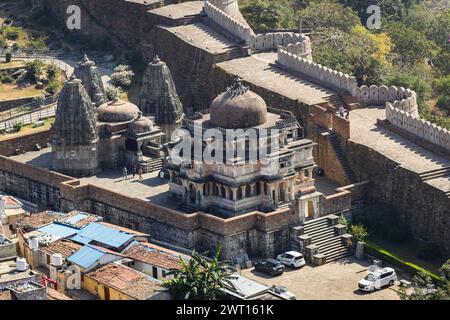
[122,242,189,270]
[223,274,271,300]
[18,211,66,230]
[70,222,136,249]
[40,239,83,259]
[47,287,72,300]
[85,262,164,300]
[0,290,12,300]
[0,257,39,284]
[67,244,124,270]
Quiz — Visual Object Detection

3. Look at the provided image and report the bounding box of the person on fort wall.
[122,166,128,181]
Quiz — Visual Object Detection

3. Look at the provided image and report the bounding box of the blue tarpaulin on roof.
[67,245,106,269]
[37,223,79,238]
[73,222,134,249]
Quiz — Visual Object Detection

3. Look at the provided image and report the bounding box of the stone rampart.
[277,48,358,95]
[204,0,255,44]
[386,104,450,152]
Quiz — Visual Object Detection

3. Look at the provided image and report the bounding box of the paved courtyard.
[241,257,403,300]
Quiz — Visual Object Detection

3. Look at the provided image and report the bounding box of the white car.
[276,251,306,268]
[358,266,398,292]
[271,285,296,300]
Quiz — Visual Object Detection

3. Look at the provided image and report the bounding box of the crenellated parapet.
[204,0,255,44]
[277,47,358,95]
[355,85,419,117]
[386,104,450,152]
[250,33,311,52]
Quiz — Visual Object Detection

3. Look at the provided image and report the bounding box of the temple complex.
[167,78,319,218]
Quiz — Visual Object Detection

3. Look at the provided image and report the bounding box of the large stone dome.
[210,78,267,129]
[97,99,140,122]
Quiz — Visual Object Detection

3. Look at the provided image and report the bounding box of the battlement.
[356,85,419,117]
[204,0,255,44]
[277,47,358,95]
[386,104,450,152]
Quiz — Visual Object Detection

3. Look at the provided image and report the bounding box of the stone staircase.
[293,214,353,265]
[184,14,202,25]
[143,157,164,173]
[328,134,358,184]
[419,167,450,181]
[324,94,345,108]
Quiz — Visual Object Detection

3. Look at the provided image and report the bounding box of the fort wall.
[386,104,450,152]
[355,85,419,116]
[277,48,358,95]
[348,141,450,256]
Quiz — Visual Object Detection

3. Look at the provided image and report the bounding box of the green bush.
[0,75,14,84]
[365,241,444,285]
[5,52,12,63]
[25,60,44,82]
[13,122,23,132]
[349,224,368,243]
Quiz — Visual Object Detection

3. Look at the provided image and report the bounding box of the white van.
[358,267,398,292]
[276,251,306,268]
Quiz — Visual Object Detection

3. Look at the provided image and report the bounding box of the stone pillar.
[250,183,256,196]
[231,188,238,201]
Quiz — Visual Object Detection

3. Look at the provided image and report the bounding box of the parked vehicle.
[276,251,306,268]
[358,266,398,292]
[271,285,296,300]
[254,259,285,276]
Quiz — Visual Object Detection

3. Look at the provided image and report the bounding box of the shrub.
[45,80,61,95]
[25,59,44,82]
[349,224,368,243]
[5,52,12,63]
[5,27,23,41]
[105,86,122,101]
[417,242,442,261]
[13,122,23,132]
[46,64,58,81]
[1,75,14,84]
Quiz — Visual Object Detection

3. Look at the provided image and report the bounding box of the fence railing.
[0,94,59,122]
[0,105,56,132]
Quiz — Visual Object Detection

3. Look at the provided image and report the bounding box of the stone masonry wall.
[348,141,450,256]
[0,129,51,157]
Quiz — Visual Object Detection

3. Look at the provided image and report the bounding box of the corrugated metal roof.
[74,222,134,249]
[67,245,105,269]
[37,223,79,238]
[70,234,92,245]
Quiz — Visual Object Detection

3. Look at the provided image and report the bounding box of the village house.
[82,262,170,300]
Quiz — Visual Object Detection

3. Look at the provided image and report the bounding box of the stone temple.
[138,55,184,143]
[51,57,165,177]
[74,54,107,107]
[167,78,319,218]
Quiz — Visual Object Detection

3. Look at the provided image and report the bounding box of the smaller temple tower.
[51,75,99,177]
[138,55,184,143]
[74,54,107,107]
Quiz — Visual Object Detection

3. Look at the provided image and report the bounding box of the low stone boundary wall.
[283,39,313,61]
[277,48,358,94]
[386,104,450,152]
[0,128,51,156]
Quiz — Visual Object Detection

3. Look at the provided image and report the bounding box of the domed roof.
[127,112,153,135]
[210,78,267,129]
[97,99,140,122]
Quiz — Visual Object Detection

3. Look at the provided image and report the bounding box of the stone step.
[316,238,345,250]
[303,220,330,231]
[326,250,353,263]
[320,245,350,256]
[303,222,331,234]
[313,235,342,248]
[307,227,335,239]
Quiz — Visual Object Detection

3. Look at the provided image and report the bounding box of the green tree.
[5,52,12,63]
[240,0,296,32]
[163,247,236,300]
[398,271,449,300]
[386,22,438,66]
[440,259,450,282]
[298,0,360,33]
[25,59,44,82]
